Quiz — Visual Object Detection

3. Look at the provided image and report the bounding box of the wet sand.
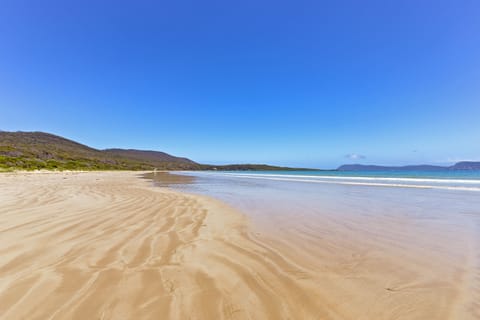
[0,171,478,319]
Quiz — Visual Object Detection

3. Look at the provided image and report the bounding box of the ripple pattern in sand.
[0,172,324,319]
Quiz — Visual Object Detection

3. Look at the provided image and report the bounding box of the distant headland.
[337,162,480,171]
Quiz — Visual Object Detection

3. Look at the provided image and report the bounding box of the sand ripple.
[0,172,321,319]
[0,171,478,319]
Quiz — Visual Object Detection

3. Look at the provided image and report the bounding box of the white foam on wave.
[184,172,480,192]
[219,173,480,184]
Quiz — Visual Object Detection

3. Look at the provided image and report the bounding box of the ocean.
[166,170,480,192]
[147,169,480,318]
[149,170,480,230]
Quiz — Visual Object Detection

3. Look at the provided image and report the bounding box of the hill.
[450,161,480,170]
[0,131,312,171]
[103,149,196,166]
[0,131,201,170]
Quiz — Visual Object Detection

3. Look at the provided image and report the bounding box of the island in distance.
[337,162,480,171]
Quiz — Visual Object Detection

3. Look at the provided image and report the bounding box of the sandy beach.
[0,171,478,319]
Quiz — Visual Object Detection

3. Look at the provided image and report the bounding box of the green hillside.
[0,131,201,171]
[0,131,318,171]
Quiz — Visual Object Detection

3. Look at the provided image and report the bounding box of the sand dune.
[0,171,478,319]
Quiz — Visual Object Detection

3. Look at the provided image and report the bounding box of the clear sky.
[1,0,479,168]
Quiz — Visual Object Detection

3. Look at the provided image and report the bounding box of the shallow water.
[150,171,480,263]
[153,171,480,222]
[149,171,480,318]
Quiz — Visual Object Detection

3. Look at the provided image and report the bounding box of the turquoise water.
[148,169,480,314]
[215,169,480,180]
[151,171,480,231]
[172,169,480,192]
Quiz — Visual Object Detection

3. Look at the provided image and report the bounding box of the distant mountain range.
[0,131,311,171]
[337,162,480,171]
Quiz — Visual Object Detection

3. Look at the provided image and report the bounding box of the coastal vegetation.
[205,164,318,171]
[0,131,201,171]
[0,131,314,171]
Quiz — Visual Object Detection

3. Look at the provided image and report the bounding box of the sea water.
[150,170,480,227]
[149,169,480,316]
[150,169,480,254]
[170,170,480,192]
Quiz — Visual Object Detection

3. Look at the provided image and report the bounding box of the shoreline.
[0,171,478,319]
[153,171,480,320]
[0,171,323,319]
[177,171,480,192]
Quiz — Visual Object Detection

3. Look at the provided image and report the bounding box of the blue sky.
[1,0,479,168]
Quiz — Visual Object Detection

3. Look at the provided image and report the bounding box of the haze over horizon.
[1,0,479,168]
